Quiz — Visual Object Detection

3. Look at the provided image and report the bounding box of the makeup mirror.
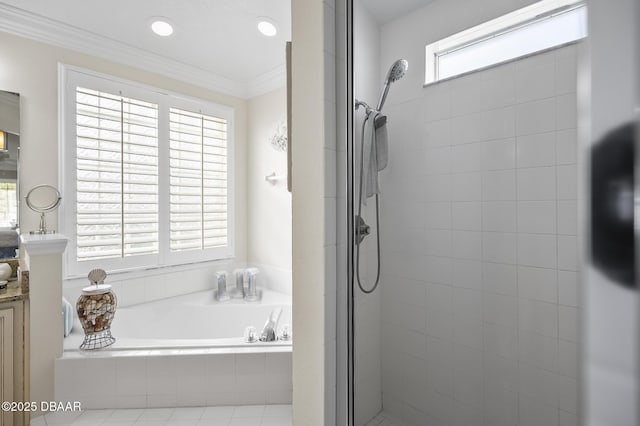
[25,184,61,234]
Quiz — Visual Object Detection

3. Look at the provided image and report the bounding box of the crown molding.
[0,4,285,99]
[246,64,287,98]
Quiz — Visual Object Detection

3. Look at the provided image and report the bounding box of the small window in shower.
[425,0,587,84]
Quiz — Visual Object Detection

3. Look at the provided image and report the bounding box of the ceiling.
[0,0,291,98]
[361,0,434,24]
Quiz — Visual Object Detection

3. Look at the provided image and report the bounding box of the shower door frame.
[335,0,366,423]
[337,0,355,424]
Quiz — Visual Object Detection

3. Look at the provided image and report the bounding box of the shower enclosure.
[342,0,582,424]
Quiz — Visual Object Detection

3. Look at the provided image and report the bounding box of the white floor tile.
[366,411,406,426]
[78,409,115,419]
[262,405,291,418]
[72,404,291,426]
[165,421,200,426]
[107,408,144,422]
[229,418,262,426]
[232,405,265,418]
[102,422,137,426]
[136,422,170,426]
[170,407,205,420]
[44,410,84,424]
[261,417,292,426]
[138,407,175,421]
[30,416,47,426]
[198,421,230,426]
[201,406,235,419]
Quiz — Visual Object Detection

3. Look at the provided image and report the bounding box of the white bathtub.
[64,288,292,350]
[57,288,293,409]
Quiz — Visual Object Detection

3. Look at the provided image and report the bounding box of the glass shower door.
[348,1,582,425]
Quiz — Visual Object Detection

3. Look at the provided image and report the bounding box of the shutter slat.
[169,107,228,252]
[74,86,230,262]
[76,86,160,261]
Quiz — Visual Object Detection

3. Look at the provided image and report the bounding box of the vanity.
[0,259,29,426]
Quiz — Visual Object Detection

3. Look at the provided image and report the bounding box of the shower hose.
[355,111,382,294]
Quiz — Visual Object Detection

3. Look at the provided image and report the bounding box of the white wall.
[0,30,248,412]
[247,88,292,295]
[361,1,581,425]
[291,0,336,423]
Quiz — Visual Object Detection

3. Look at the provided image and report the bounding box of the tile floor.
[365,411,404,426]
[31,405,292,426]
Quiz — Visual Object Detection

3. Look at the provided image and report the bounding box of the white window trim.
[425,0,586,85]
[59,64,235,279]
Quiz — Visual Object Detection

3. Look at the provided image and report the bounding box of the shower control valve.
[355,215,371,244]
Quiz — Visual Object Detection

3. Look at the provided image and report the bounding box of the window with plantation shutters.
[75,87,159,261]
[0,183,17,228]
[62,67,234,277]
[169,108,228,252]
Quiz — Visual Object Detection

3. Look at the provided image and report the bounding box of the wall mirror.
[0,91,20,259]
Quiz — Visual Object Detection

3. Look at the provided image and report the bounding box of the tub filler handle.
[245,268,261,302]
[214,271,230,302]
[259,307,283,342]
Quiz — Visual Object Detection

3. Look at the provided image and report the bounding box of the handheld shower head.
[376,59,408,111]
[386,59,408,83]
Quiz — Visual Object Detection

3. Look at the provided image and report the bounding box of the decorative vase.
[0,263,11,281]
[76,283,117,350]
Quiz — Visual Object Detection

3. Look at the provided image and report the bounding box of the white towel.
[62,297,74,337]
[363,113,389,203]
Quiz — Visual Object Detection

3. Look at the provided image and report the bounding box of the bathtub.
[63,288,292,350]
[56,288,293,409]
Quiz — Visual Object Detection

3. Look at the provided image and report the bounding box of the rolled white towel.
[62,297,74,337]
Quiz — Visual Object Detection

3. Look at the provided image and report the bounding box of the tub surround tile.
[56,350,292,410]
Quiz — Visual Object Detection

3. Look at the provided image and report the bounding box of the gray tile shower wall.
[378,44,581,426]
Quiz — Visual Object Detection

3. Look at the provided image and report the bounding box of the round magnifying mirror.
[25,184,61,234]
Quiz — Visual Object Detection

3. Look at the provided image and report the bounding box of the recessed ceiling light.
[257,18,278,37]
[150,18,174,37]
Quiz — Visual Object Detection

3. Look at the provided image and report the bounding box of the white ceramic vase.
[0,263,12,281]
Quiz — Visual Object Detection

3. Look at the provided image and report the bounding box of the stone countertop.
[0,258,29,303]
[0,283,27,303]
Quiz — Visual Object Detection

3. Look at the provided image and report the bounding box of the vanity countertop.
[0,259,29,303]
[0,284,27,303]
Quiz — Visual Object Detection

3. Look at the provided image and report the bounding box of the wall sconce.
[270,121,287,152]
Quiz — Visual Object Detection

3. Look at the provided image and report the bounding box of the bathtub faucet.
[259,307,283,342]
[244,267,260,302]
[232,268,245,298]
[215,271,230,302]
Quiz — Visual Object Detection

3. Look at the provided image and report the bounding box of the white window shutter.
[75,87,159,261]
[169,108,228,252]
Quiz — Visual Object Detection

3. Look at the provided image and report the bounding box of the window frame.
[60,65,235,279]
[425,0,586,85]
